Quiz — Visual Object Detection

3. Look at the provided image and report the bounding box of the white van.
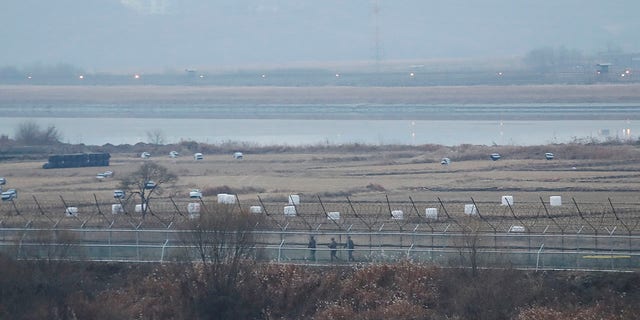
[189,189,203,199]
[194,153,204,160]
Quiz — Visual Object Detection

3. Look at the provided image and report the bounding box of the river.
[0,116,634,146]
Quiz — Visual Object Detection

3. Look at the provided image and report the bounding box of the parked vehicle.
[2,189,17,201]
[113,190,126,199]
[189,189,203,199]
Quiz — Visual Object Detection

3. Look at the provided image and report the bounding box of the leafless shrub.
[14,120,61,145]
[317,190,353,198]
[178,205,265,318]
[200,185,266,196]
[365,183,386,192]
[146,128,166,145]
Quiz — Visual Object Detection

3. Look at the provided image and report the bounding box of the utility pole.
[372,0,381,73]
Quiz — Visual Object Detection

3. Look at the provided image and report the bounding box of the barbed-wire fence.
[1,194,639,234]
[1,194,640,271]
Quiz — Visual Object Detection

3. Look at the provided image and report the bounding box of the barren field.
[3,146,640,206]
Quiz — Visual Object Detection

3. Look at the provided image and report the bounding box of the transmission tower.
[372,0,381,72]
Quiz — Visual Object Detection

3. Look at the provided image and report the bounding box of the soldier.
[328,237,338,261]
[345,236,355,261]
[308,236,317,261]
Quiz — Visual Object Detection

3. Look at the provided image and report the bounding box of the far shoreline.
[2,83,640,105]
[1,84,640,121]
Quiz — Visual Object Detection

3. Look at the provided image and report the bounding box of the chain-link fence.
[1,195,639,271]
[1,227,638,271]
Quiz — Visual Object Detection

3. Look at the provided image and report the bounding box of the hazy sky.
[1,0,639,72]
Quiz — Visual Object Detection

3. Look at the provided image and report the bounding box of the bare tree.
[14,121,61,145]
[146,128,166,145]
[118,162,177,217]
[177,204,263,317]
[456,216,483,277]
[183,204,260,265]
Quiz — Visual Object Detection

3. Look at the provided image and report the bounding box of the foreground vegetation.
[1,254,638,320]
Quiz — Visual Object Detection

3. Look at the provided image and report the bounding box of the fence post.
[136,228,140,261]
[161,239,169,263]
[109,230,112,260]
[536,243,544,271]
[277,239,285,263]
[407,243,414,260]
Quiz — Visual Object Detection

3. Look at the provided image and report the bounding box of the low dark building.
[43,152,110,169]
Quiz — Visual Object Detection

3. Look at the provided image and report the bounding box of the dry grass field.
[3,145,640,207]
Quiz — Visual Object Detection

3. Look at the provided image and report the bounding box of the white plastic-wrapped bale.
[225,194,236,204]
[509,225,526,233]
[187,203,201,219]
[284,205,297,216]
[501,195,514,206]
[391,210,404,220]
[187,203,201,214]
[111,204,124,214]
[327,211,340,220]
[288,194,300,205]
[217,193,236,204]
[250,206,263,214]
[550,196,562,206]
[464,204,478,215]
[65,207,79,217]
[425,208,438,220]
